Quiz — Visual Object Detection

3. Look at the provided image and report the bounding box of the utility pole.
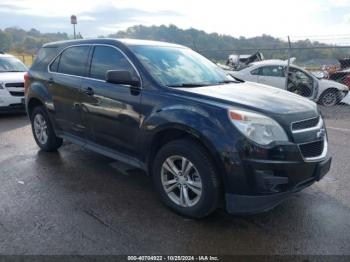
[285,36,292,90]
[71,15,77,39]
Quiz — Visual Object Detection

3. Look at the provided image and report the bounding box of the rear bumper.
[225,156,331,215]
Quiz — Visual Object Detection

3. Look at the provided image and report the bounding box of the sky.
[1,0,350,43]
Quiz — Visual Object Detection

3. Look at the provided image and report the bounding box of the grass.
[9,52,34,67]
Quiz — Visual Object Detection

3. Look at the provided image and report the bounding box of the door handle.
[48,77,55,85]
[83,87,94,96]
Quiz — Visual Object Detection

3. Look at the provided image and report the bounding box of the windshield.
[0,57,28,72]
[129,45,234,87]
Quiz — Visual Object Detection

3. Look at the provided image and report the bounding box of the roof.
[43,38,187,49]
[251,59,289,66]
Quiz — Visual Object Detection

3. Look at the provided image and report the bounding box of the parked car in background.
[327,59,350,88]
[26,39,331,218]
[0,53,27,112]
[230,60,349,107]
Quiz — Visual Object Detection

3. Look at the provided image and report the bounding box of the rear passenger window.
[261,66,284,77]
[58,46,90,76]
[31,47,58,72]
[50,55,60,72]
[90,46,136,80]
[251,68,260,75]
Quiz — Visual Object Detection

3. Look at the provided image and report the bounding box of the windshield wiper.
[167,83,211,88]
[217,79,241,84]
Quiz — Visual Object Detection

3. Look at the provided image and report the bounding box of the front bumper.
[0,91,25,110]
[225,156,331,215]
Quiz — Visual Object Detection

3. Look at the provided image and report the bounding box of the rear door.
[48,45,91,139]
[257,65,286,89]
[80,45,142,158]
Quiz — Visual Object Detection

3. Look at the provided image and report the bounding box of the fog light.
[255,170,288,192]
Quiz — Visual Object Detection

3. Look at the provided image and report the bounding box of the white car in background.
[0,54,27,112]
[230,60,349,107]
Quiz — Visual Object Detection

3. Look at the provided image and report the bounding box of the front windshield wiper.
[217,80,238,84]
[217,78,243,84]
[167,83,211,88]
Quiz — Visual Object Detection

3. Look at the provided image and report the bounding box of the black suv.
[25,39,331,218]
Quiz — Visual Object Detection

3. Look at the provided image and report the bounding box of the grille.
[5,82,24,88]
[299,140,324,158]
[292,117,320,131]
[9,91,24,97]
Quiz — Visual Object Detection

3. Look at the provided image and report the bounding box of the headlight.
[228,109,288,145]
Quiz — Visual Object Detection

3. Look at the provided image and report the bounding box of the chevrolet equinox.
[25,39,331,218]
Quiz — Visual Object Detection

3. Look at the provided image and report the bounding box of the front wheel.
[31,106,63,151]
[152,139,221,218]
[319,89,341,107]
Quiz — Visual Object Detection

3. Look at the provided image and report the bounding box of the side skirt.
[58,132,147,171]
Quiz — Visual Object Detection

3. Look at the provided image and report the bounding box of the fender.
[26,75,57,130]
[27,80,53,111]
[139,103,238,184]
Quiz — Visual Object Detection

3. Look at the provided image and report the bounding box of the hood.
[0,72,26,84]
[178,81,318,116]
[319,79,348,91]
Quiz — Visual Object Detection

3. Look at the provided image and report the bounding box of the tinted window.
[50,55,60,72]
[260,66,284,77]
[58,46,90,76]
[90,46,136,80]
[31,47,57,71]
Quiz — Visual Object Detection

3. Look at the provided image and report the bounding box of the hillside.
[108,25,348,62]
[0,25,348,62]
[0,27,69,54]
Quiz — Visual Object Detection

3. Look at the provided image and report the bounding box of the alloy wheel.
[161,155,202,207]
[321,92,338,106]
[33,113,48,145]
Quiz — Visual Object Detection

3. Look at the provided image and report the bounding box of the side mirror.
[106,70,141,87]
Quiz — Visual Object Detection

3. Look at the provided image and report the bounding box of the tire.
[30,106,63,152]
[319,89,341,107]
[152,139,221,218]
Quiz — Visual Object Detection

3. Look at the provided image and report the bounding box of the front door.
[287,67,318,100]
[80,45,142,158]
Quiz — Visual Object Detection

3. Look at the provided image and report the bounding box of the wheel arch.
[318,87,342,104]
[146,125,227,181]
[27,97,44,119]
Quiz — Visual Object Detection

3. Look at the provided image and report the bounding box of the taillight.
[24,72,29,96]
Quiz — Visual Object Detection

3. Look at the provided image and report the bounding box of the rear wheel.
[31,106,63,151]
[152,139,221,218]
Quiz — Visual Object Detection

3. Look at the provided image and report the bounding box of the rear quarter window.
[30,47,58,72]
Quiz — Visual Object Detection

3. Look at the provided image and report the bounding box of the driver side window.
[89,46,136,81]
